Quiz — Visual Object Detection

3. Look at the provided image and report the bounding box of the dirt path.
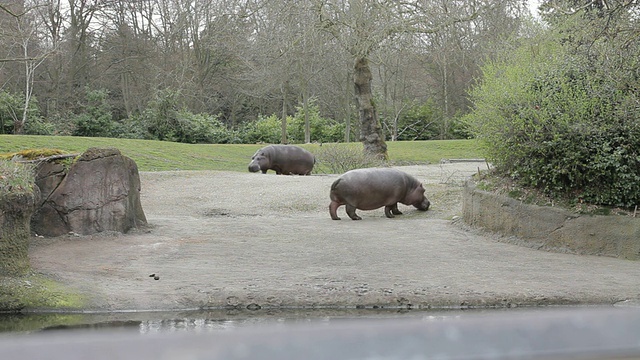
[29,162,640,312]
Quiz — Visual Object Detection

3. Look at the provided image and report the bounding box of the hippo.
[329,168,430,220]
[248,145,315,175]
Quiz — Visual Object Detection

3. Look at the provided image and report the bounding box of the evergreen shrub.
[466,36,640,207]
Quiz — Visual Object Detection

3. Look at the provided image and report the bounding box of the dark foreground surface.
[2,307,640,359]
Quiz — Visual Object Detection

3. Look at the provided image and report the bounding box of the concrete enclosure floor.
[28,162,640,311]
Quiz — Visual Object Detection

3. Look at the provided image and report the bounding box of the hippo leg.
[329,202,341,220]
[384,204,402,218]
[346,204,362,220]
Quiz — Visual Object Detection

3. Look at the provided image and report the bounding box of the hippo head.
[414,197,431,211]
[409,183,430,211]
[248,150,268,173]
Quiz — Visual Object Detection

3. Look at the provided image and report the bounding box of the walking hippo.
[248,145,315,175]
[329,168,430,220]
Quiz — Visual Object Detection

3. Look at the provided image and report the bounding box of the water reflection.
[139,318,241,333]
[0,308,472,334]
[1,307,638,360]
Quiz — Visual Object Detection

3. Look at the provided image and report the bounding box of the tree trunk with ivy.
[354,57,387,159]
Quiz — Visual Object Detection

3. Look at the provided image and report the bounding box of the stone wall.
[462,181,640,260]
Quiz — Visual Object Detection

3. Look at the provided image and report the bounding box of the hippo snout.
[415,199,430,211]
[248,163,261,172]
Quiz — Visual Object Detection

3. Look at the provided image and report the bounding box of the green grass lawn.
[0,135,483,172]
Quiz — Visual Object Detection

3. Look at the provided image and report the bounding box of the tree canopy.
[0,0,526,148]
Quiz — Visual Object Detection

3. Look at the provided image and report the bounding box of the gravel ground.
[28,162,640,312]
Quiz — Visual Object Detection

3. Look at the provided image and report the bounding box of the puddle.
[0,307,504,334]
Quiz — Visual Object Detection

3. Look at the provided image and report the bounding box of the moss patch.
[0,274,87,313]
[0,148,67,161]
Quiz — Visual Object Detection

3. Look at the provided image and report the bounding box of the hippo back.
[255,145,315,175]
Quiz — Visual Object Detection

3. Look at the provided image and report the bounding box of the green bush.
[114,115,148,139]
[0,91,43,134]
[174,111,231,144]
[0,92,19,134]
[288,101,345,143]
[240,114,283,144]
[23,116,56,135]
[382,100,468,141]
[466,33,640,207]
[141,89,181,141]
[395,101,443,140]
[45,113,75,136]
[72,89,116,137]
[241,101,346,145]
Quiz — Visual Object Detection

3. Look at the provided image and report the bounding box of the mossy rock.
[0,148,67,161]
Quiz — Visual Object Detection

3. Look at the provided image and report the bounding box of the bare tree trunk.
[13,13,50,134]
[344,110,351,143]
[303,91,310,143]
[344,70,351,142]
[281,81,288,144]
[354,57,387,159]
[441,55,448,140]
[16,60,32,134]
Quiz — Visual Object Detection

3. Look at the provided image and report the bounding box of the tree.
[66,0,103,107]
[0,0,55,133]
[316,0,391,158]
[232,0,336,144]
[314,0,515,157]
[0,0,530,142]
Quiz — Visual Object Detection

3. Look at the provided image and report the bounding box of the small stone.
[154,275,160,280]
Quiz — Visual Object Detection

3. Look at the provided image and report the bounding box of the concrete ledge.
[462,181,640,260]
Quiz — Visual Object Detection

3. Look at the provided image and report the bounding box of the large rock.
[31,148,147,237]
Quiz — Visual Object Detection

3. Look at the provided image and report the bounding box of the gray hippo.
[329,168,430,220]
[248,145,315,175]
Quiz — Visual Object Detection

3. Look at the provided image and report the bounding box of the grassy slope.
[0,135,483,172]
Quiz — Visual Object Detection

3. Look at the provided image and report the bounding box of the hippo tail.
[330,178,341,192]
[329,178,342,202]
